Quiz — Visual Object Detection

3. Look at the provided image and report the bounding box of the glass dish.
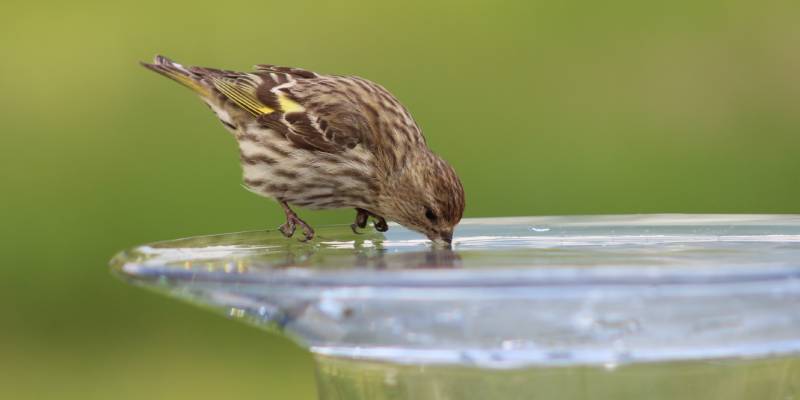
[111,215,800,400]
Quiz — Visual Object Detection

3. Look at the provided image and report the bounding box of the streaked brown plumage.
[141,55,464,243]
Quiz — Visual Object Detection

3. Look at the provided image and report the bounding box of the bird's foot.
[296,218,315,241]
[279,219,296,238]
[374,217,389,232]
[351,209,389,233]
[281,215,314,241]
[279,201,315,241]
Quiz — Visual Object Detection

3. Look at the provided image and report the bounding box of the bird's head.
[378,151,465,245]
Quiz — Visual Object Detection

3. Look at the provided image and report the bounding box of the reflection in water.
[127,224,465,274]
[353,248,462,270]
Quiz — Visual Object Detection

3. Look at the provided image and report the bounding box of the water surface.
[112,214,800,368]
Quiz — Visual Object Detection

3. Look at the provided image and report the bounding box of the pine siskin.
[141,55,464,244]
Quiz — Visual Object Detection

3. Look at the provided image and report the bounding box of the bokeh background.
[2,0,799,398]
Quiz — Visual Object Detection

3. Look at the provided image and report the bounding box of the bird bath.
[111,215,800,399]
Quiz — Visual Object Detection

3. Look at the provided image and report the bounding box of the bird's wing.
[147,56,422,155]
[275,76,374,154]
[141,56,371,154]
[272,73,428,156]
[187,66,286,117]
[184,64,370,154]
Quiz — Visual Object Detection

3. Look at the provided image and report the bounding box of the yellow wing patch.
[277,93,305,113]
[211,77,305,116]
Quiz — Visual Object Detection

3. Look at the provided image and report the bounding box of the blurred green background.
[1,0,799,398]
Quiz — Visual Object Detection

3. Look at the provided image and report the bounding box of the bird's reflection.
[149,227,462,273]
[257,233,462,270]
[352,247,462,270]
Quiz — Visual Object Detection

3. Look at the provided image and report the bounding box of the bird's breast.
[236,128,378,210]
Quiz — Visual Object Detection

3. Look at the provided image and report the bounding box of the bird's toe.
[279,221,296,238]
[374,219,389,232]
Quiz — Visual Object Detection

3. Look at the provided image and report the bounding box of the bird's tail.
[140,55,211,97]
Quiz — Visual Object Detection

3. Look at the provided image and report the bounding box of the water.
[111,215,800,399]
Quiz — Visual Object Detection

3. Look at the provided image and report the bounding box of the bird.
[141,55,465,244]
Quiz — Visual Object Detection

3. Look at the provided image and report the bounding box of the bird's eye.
[425,207,438,222]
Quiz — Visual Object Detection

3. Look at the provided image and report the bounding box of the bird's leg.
[278,201,297,237]
[279,201,315,241]
[351,208,370,234]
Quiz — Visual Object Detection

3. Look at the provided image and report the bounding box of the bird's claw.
[297,219,315,241]
[351,209,388,233]
[374,218,388,232]
[279,220,296,238]
[280,214,315,241]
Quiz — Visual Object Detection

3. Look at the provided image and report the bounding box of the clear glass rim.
[113,214,800,289]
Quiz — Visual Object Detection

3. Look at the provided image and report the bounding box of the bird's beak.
[442,230,453,244]
[430,230,453,246]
